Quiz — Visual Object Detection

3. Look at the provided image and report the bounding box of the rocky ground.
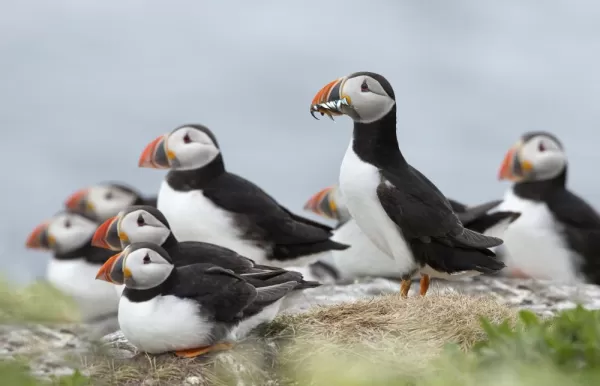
[3,275,600,383]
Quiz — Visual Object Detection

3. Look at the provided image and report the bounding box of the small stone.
[184,375,203,385]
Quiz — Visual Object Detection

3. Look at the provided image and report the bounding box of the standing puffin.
[91,205,321,290]
[95,242,303,357]
[303,185,520,282]
[496,131,600,284]
[136,124,349,268]
[64,182,157,222]
[25,211,119,321]
[309,71,505,296]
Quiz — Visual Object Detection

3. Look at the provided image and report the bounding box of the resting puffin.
[64,182,157,222]
[137,124,349,268]
[91,205,321,290]
[496,131,600,284]
[95,242,303,357]
[303,185,520,281]
[25,211,119,321]
[309,71,505,296]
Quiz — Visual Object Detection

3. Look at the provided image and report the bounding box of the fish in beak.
[498,141,534,182]
[91,216,123,251]
[64,188,94,213]
[310,77,357,120]
[25,222,55,250]
[95,251,130,284]
[303,186,340,220]
[138,134,174,169]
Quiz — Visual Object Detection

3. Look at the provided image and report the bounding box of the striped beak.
[498,141,533,182]
[64,188,94,214]
[25,221,55,250]
[303,186,340,220]
[139,134,173,169]
[91,216,123,251]
[95,251,129,284]
[310,77,356,120]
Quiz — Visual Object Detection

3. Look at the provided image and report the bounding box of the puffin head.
[64,183,140,222]
[91,205,171,251]
[95,242,174,289]
[310,72,396,124]
[25,211,98,255]
[138,124,221,171]
[303,185,347,221]
[498,131,566,183]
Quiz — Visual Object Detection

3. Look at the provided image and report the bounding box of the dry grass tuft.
[86,292,516,385]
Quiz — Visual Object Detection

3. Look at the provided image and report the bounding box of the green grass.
[3,277,600,385]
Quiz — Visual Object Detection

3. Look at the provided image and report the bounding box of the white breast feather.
[119,295,217,354]
[339,142,416,276]
[493,189,582,282]
[46,258,119,321]
[158,180,267,262]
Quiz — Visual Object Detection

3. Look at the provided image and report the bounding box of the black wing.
[547,189,600,261]
[202,173,336,246]
[171,241,256,271]
[377,167,502,249]
[171,264,257,323]
[240,281,300,317]
[279,205,333,232]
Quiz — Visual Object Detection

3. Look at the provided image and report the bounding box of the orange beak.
[92,216,122,251]
[25,221,54,250]
[303,186,339,220]
[64,188,90,212]
[138,134,172,169]
[95,252,122,283]
[310,77,352,120]
[498,142,533,181]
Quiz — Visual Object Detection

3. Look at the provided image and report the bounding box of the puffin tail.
[466,211,521,237]
[413,242,506,275]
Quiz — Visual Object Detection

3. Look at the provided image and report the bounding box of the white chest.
[118,295,216,354]
[494,189,581,282]
[157,180,266,261]
[46,258,119,321]
[338,143,415,275]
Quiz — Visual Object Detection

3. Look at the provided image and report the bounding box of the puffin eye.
[104,191,113,200]
[137,215,145,227]
[538,142,546,152]
[64,219,72,228]
[360,79,369,92]
[183,133,192,144]
[143,254,151,264]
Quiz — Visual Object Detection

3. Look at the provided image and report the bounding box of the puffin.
[495,131,600,284]
[95,242,305,357]
[64,182,157,222]
[90,205,322,290]
[136,124,349,268]
[25,211,120,321]
[309,71,505,297]
[303,185,520,282]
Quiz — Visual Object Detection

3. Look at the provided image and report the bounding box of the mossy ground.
[3,278,600,386]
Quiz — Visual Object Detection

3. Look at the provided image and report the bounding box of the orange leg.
[400,279,411,298]
[419,274,430,296]
[174,342,234,358]
[508,268,532,279]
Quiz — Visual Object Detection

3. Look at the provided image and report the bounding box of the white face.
[122,247,174,290]
[47,213,98,254]
[87,185,138,221]
[119,209,170,247]
[341,75,396,124]
[518,135,566,181]
[166,126,220,170]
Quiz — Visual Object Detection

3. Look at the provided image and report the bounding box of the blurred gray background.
[2,0,600,284]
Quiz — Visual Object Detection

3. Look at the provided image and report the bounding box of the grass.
[3,278,600,386]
